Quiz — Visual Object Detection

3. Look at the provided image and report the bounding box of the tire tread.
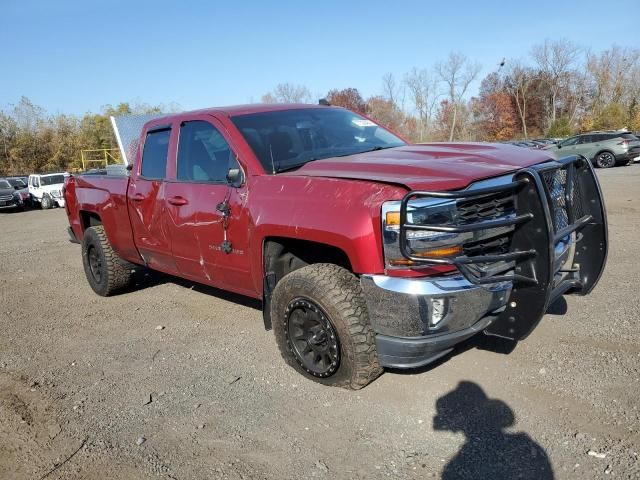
[83,225,133,296]
[271,263,382,389]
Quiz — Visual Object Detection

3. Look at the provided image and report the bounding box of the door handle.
[131,193,146,202]
[168,196,188,206]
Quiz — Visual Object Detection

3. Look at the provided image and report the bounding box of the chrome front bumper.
[361,274,512,368]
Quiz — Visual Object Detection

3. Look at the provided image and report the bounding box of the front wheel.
[271,264,382,389]
[40,194,52,209]
[595,151,616,168]
[81,225,134,296]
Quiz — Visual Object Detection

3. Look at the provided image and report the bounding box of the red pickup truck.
[64,104,607,389]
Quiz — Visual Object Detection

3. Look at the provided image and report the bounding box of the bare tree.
[586,46,640,115]
[504,62,535,139]
[531,39,581,126]
[261,83,312,103]
[436,52,481,141]
[565,69,590,125]
[404,67,440,141]
[381,73,398,107]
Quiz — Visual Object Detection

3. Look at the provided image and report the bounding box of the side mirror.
[226,168,243,187]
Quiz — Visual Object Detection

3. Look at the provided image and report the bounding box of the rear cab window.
[141,128,171,179]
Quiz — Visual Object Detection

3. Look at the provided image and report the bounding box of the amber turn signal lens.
[385,211,400,227]
[388,246,463,266]
[389,258,416,266]
[414,246,463,258]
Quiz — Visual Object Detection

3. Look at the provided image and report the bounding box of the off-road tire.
[595,151,616,168]
[40,194,52,209]
[82,225,134,296]
[271,263,382,389]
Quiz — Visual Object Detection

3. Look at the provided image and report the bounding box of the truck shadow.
[434,381,554,479]
[127,270,262,311]
[388,297,570,376]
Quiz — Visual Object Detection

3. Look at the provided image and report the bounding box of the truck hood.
[39,184,64,193]
[283,143,553,191]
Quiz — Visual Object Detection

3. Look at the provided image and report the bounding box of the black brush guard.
[398,155,607,340]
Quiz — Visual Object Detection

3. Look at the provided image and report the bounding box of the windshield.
[40,175,65,186]
[231,108,406,173]
[0,180,11,189]
[8,178,26,188]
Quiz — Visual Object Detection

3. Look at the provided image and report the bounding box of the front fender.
[246,175,405,294]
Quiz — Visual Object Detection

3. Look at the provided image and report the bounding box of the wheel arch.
[80,210,103,231]
[260,236,354,330]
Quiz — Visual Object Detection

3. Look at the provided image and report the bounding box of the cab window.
[141,128,171,179]
[177,121,239,183]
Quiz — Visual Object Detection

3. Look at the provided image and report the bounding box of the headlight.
[382,199,468,268]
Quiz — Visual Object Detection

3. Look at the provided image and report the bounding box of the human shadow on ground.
[434,381,554,480]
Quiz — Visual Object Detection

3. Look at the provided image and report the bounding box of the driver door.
[558,136,580,155]
[164,116,253,295]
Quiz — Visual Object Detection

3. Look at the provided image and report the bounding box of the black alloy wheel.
[285,298,340,378]
[87,245,103,284]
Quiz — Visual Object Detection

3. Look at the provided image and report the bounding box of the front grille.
[457,191,516,258]
[0,195,13,201]
[399,156,599,287]
[457,191,515,223]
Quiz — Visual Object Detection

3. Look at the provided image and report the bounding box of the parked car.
[544,131,640,168]
[28,173,68,209]
[532,138,556,146]
[0,179,25,211]
[4,177,31,206]
[64,104,607,389]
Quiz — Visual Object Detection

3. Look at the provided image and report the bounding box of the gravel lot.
[1,166,638,479]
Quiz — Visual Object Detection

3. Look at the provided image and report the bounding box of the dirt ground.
[1,166,638,479]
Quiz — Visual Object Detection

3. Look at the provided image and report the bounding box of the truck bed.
[65,173,140,264]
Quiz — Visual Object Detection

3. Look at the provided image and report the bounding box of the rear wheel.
[595,151,616,168]
[271,263,382,389]
[82,225,134,296]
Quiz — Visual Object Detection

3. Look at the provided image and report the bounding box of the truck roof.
[153,103,337,122]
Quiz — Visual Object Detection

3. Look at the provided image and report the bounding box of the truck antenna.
[268,143,276,174]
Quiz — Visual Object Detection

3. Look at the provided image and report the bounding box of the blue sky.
[2,0,638,115]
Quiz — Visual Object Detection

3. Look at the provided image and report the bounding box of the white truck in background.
[28,173,69,209]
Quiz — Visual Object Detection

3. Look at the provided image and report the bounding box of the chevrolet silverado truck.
[63,104,608,389]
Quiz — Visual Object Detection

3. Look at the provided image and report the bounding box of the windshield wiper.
[355,145,399,155]
[275,159,320,173]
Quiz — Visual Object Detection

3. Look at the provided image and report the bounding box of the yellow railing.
[80,148,121,170]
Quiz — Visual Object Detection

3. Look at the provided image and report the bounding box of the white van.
[28,173,69,209]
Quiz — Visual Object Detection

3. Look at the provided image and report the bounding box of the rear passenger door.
[127,124,179,274]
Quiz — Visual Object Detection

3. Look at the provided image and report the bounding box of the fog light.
[430,298,448,328]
